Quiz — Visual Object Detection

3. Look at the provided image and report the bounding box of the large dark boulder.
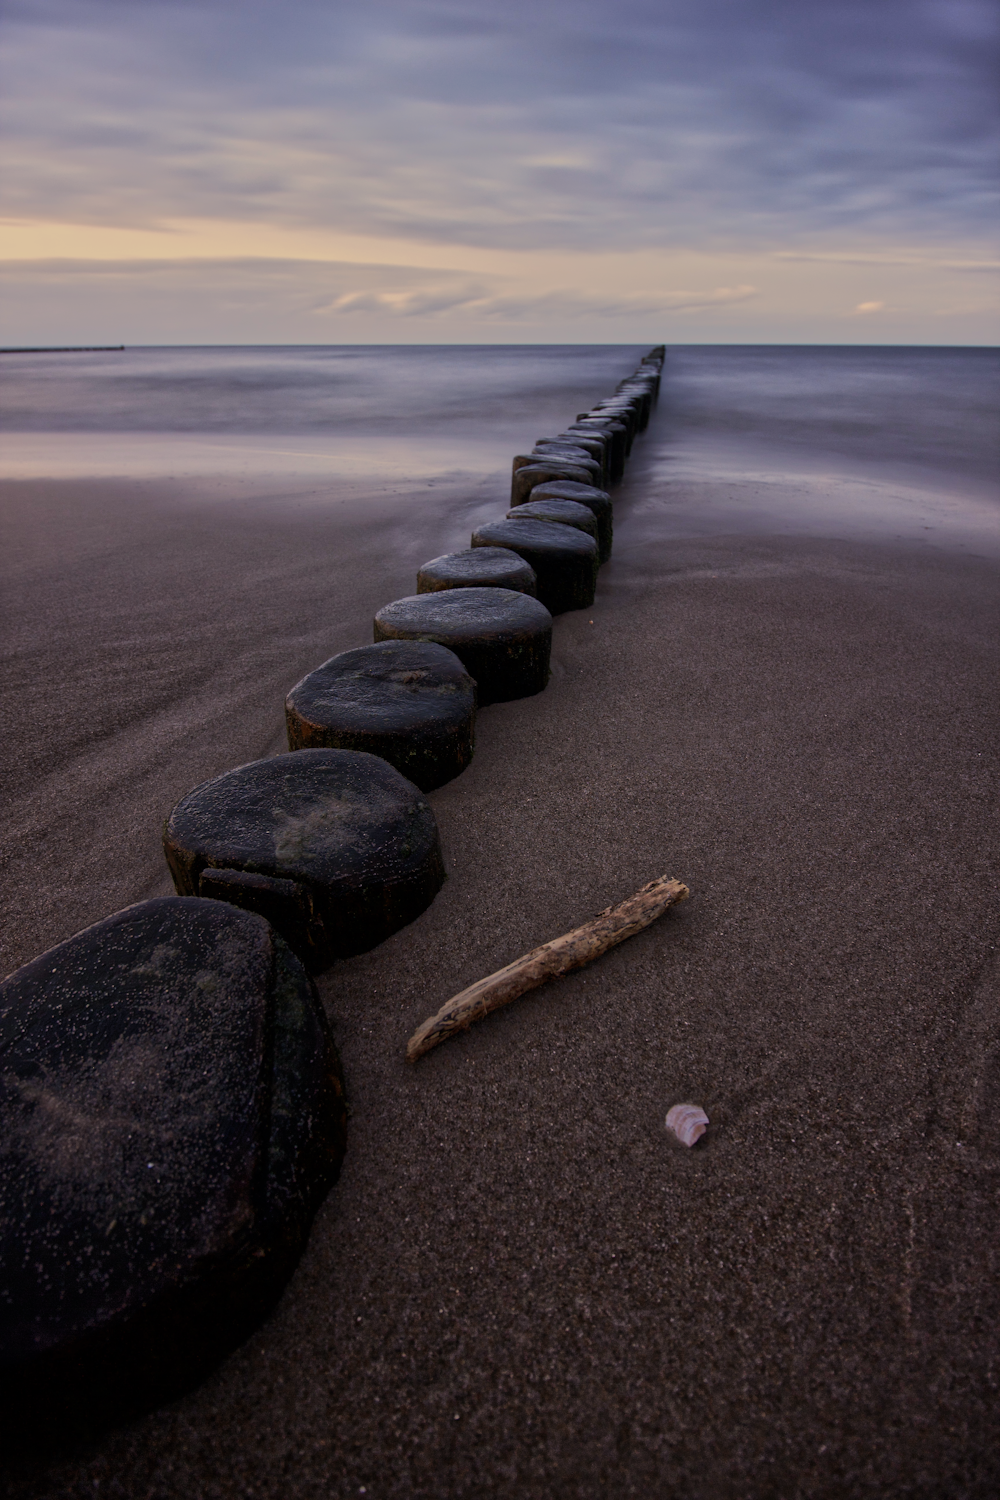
[374,587,551,705]
[285,640,476,792]
[471,518,598,615]
[0,897,346,1440]
[164,749,444,972]
[416,546,537,597]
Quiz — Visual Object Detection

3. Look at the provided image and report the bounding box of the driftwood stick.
[406,875,689,1062]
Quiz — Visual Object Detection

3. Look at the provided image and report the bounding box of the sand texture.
[1,398,999,1496]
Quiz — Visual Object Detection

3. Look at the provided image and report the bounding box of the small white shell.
[666,1103,709,1147]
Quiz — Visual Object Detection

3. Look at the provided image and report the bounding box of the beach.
[2,346,999,1497]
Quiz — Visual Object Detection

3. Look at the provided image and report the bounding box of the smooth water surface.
[662,345,999,489]
[0,345,651,435]
[0,345,644,482]
[1,344,996,550]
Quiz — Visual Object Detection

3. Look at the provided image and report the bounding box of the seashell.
[666,1103,709,1147]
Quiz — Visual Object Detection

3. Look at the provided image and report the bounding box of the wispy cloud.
[775,251,1000,271]
[2,1,997,340]
[317,283,758,320]
[2,0,997,251]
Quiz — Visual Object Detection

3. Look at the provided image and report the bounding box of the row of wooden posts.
[0,346,665,1440]
[166,345,667,970]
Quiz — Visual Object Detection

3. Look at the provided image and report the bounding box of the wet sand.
[2,400,999,1496]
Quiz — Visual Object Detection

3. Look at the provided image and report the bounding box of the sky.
[1,0,997,344]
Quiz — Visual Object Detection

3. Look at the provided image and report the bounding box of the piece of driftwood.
[406,875,689,1062]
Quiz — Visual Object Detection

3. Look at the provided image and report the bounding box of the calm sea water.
[0,344,994,462]
[1,344,997,547]
[661,345,999,490]
[0,345,649,436]
[0,345,648,482]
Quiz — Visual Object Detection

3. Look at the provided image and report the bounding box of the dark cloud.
[1,0,996,248]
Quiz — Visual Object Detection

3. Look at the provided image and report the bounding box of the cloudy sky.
[1,0,997,343]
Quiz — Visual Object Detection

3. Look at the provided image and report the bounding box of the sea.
[1,344,998,553]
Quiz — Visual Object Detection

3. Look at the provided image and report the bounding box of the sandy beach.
[2,355,999,1497]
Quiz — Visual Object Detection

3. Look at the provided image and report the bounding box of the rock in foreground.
[0,897,346,1439]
